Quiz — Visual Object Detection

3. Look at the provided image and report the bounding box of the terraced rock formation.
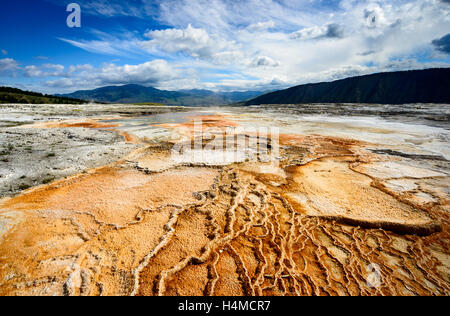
[0,115,448,296]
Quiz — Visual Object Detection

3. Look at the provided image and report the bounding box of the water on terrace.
[91,103,450,160]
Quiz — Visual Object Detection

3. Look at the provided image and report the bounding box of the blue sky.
[1,0,449,94]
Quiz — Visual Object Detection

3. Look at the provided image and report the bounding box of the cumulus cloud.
[432,33,450,54]
[92,60,179,85]
[0,58,20,77]
[22,63,95,79]
[247,21,275,32]
[204,76,288,92]
[43,59,190,92]
[68,64,94,73]
[363,6,391,29]
[24,64,65,78]
[290,23,345,40]
[1,50,7,56]
[45,78,74,88]
[250,56,280,68]
[142,24,239,63]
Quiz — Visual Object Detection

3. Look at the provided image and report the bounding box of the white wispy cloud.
[33,56,49,60]
[19,0,450,91]
[45,0,154,17]
[59,29,145,57]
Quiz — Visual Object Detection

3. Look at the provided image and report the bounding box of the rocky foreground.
[0,104,448,296]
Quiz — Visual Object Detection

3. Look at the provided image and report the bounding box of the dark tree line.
[0,86,88,104]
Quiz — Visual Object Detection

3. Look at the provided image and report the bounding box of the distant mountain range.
[3,68,450,106]
[245,68,450,105]
[0,87,87,104]
[59,84,267,106]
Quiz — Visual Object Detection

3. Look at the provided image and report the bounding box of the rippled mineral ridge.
[0,103,448,296]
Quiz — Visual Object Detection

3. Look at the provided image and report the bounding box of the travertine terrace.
[0,104,448,296]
